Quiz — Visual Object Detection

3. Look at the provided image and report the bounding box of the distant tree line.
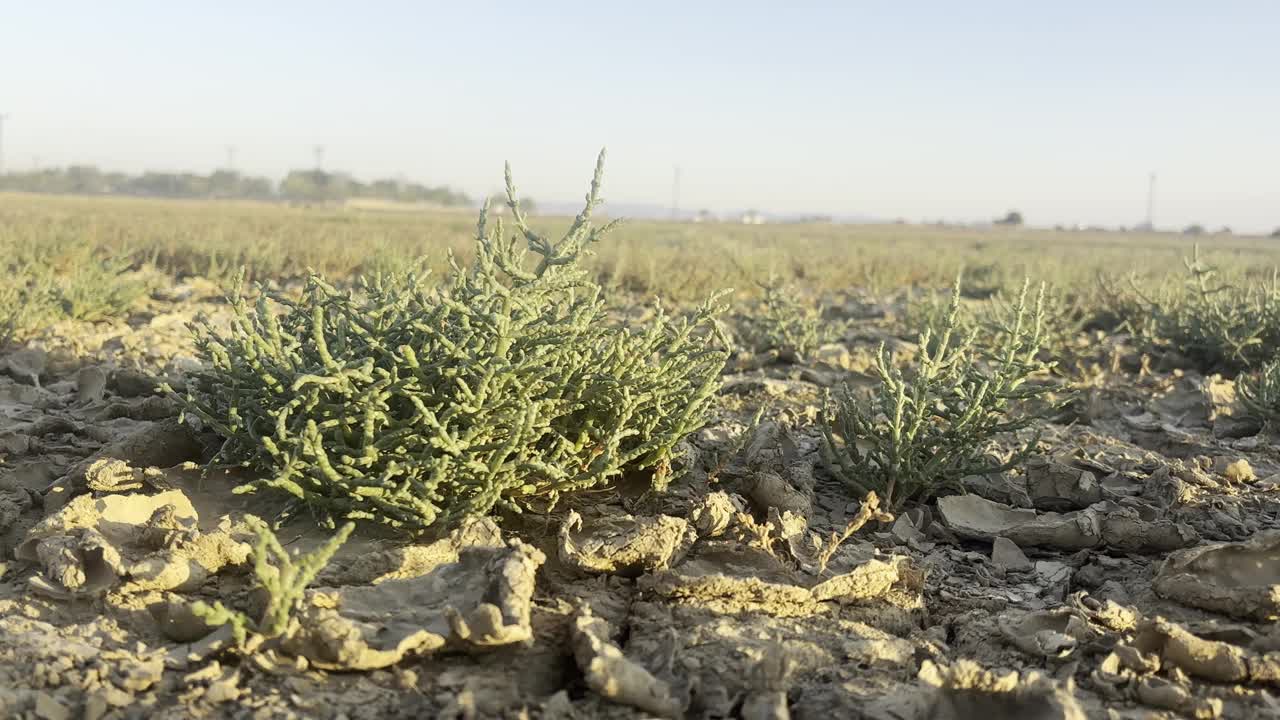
[0,166,473,207]
[483,192,537,215]
[994,210,1024,226]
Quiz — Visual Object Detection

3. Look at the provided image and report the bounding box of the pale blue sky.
[2,1,1277,231]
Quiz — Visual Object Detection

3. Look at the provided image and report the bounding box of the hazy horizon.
[3,2,1277,232]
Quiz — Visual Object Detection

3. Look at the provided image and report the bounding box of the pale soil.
[2,282,1279,720]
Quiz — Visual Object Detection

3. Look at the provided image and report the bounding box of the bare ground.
[2,283,1280,719]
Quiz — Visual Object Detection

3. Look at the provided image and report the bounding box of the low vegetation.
[173,152,729,533]
[1127,246,1280,374]
[821,277,1058,509]
[736,278,831,359]
[2,168,1278,524]
[192,516,354,648]
[1,239,152,344]
[1240,357,1280,426]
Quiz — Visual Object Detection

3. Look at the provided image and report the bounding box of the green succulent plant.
[1240,356,1280,426]
[174,151,730,533]
[736,278,830,360]
[821,276,1058,509]
[1128,245,1280,374]
[192,516,353,646]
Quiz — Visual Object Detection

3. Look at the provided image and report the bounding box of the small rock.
[890,515,924,544]
[111,368,158,397]
[1094,581,1132,606]
[961,472,1033,508]
[1214,416,1262,439]
[1024,459,1102,511]
[992,537,1032,572]
[152,596,220,642]
[571,607,680,718]
[83,458,144,493]
[1036,561,1072,584]
[4,348,47,386]
[183,660,226,685]
[396,667,418,690]
[81,694,110,720]
[689,491,744,538]
[559,510,696,576]
[75,366,107,404]
[541,691,575,720]
[93,687,134,713]
[33,692,70,720]
[0,432,31,455]
[203,668,241,703]
[1134,676,1190,712]
[1154,531,1280,620]
[749,471,811,518]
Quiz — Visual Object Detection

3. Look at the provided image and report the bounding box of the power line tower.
[313,145,325,171]
[0,113,9,176]
[225,145,237,171]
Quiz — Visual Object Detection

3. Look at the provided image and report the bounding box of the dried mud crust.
[2,288,1280,719]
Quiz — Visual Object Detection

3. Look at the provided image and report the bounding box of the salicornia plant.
[1240,356,1280,426]
[192,516,354,647]
[1129,245,1280,374]
[174,151,730,533]
[736,278,829,360]
[820,275,1057,509]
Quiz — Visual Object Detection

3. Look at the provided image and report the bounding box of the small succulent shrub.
[0,277,48,347]
[820,277,1057,509]
[176,152,730,533]
[193,516,354,647]
[907,277,1097,387]
[955,261,1014,299]
[984,284,1101,382]
[901,285,953,335]
[905,278,1087,364]
[0,247,60,344]
[1085,274,1146,334]
[737,279,830,359]
[1240,357,1280,426]
[1129,246,1280,374]
[900,283,973,355]
[55,250,152,322]
[0,243,151,343]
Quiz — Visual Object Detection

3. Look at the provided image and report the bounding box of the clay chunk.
[1154,530,1280,621]
[282,540,545,670]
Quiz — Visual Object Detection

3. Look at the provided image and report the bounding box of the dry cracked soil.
[3,280,1280,720]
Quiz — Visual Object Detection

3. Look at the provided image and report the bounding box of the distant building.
[740,209,765,225]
